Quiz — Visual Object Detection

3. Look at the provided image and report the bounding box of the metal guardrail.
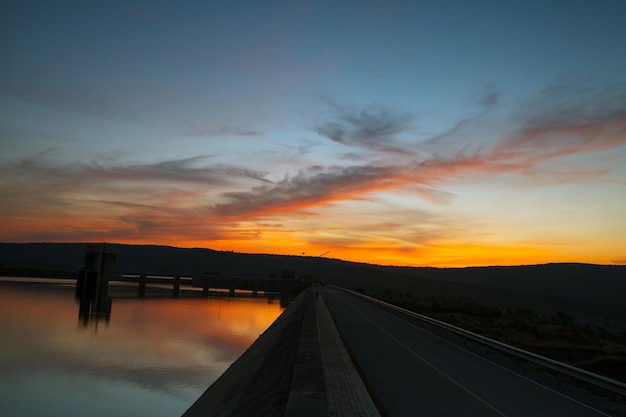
[340,287,626,400]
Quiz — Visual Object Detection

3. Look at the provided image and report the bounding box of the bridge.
[110,273,309,297]
[183,285,626,417]
[74,249,309,321]
[75,244,307,299]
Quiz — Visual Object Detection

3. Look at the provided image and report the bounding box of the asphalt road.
[320,287,612,417]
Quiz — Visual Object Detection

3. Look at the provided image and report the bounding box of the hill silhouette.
[1,242,625,329]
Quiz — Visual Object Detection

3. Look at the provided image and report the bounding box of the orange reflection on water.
[0,281,286,398]
[0,281,289,417]
[106,295,286,365]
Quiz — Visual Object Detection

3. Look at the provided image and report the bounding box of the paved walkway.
[285,287,381,417]
[316,289,381,417]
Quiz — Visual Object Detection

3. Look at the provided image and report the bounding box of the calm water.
[0,279,286,417]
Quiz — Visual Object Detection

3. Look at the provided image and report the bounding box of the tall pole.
[317,250,331,280]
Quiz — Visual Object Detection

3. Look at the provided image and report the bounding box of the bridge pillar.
[173,276,180,297]
[138,274,147,298]
[202,277,209,296]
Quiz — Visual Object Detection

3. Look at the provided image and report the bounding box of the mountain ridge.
[2,242,624,328]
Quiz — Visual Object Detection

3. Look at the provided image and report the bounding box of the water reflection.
[77,293,112,327]
[75,247,115,326]
[0,280,286,417]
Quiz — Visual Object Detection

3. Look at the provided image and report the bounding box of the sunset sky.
[1,1,625,267]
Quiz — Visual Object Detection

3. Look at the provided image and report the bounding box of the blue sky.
[1,0,625,266]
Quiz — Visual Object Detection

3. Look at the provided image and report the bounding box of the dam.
[182,285,379,417]
[182,285,626,417]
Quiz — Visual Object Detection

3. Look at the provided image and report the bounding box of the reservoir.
[0,278,286,417]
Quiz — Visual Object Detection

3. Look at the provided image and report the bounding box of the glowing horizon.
[1,2,625,268]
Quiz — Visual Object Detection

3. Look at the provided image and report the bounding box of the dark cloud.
[315,100,415,154]
[6,153,270,186]
[420,80,626,183]
[187,121,261,137]
[478,90,500,108]
[421,86,501,149]
[499,88,626,163]
[211,164,397,218]
[421,119,473,147]
[131,157,270,184]
[339,151,369,161]
[517,77,626,129]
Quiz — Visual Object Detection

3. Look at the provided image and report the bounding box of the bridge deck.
[316,290,380,416]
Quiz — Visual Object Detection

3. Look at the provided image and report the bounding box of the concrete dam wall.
[182,286,322,417]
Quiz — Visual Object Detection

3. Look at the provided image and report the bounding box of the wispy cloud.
[421,87,502,150]
[314,99,415,154]
[211,164,398,219]
[477,89,500,109]
[225,81,626,222]
[187,121,261,137]
[4,81,624,228]
[517,76,626,129]
[6,153,270,187]
[419,80,626,181]
[487,83,626,181]
[0,153,274,242]
[2,80,625,263]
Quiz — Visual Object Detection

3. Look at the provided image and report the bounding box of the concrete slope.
[182,288,318,417]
